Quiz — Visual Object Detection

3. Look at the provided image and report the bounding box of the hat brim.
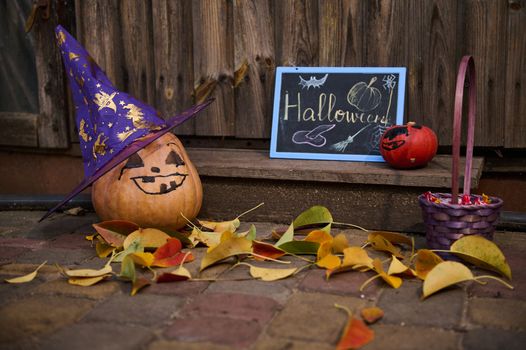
[39,98,214,222]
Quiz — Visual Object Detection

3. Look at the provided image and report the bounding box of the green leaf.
[119,255,136,282]
[293,206,333,229]
[275,222,294,247]
[278,241,320,255]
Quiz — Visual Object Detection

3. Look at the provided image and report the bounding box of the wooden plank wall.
[74,0,526,148]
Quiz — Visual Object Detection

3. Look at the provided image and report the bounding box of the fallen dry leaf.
[422,261,474,298]
[252,240,286,261]
[239,263,297,281]
[200,235,253,271]
[68,274,111,286]
[360,306,384,324]
[93,220,139,247]
[387,256,415,277]
[316,253,341,270]
[123,228,171,250]
[5,261,47,284]
[449,235,512,280]
[414,249,443,280]
[152,238,194,267]
[335,304,374,350]
[368,235,404,258]
[63,264,112,278]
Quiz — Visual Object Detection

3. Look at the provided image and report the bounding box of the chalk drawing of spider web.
[366,124,390,154]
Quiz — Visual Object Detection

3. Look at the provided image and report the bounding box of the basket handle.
[451,55,476,204]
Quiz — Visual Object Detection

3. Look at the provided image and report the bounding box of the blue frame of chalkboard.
[270,66,406,162]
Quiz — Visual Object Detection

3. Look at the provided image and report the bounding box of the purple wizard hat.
[40,26,213,221]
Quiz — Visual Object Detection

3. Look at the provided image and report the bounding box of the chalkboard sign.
[270,67,406,162]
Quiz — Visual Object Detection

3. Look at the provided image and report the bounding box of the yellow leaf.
[64,264,112,278]
[85,234,97,241]
[422,261,474,298]
[414,249,443,280]
[173,265,192,279]
[200,236,253,271]
[368,235,404,258]
[199,218,240,233]
[304,229,333,244]
[128,252,155,267]
[372,258,402,289]
[317,253,341,270]
[367,231,413,247]
[246,264,297,281]
[450,235,512,280]
[5,261,47,284]
[68,274,111,286]
[96,241,115,258]
[317,240,333,260]
[342,247,374,269]
[123,228,170,250]
[332,233,350,254]
[387,256,415,276]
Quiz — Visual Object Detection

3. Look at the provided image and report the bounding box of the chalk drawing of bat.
[330,124,373,152]
[292,124,336,148]
[298,74,329,89]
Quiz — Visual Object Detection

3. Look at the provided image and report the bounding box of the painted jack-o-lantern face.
[119,143,188,195]
[92,133,203,230]
[380,123,438,169]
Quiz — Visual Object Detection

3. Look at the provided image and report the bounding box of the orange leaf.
[153,238,194,267]
[303,229,333,244]
[92,220,139,247]
[414,249,443,280]
[336,305,374,350]
[252,240,286,261]
[360,307,384,324]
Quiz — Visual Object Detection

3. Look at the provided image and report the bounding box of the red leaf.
[157,273,190,283]
[337,317,374,350]
[252,240,286,261]
[153,238,194,267]
[154,238,183,259]
[93,220,139,247]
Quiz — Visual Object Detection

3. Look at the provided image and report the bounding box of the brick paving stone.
[364,324,460,350]
[39,322,153,350]
[467,297,526,331]
[377,280,465,328]
[25,213,99,239]
[252,336,334,350]
[148,339,232,350]
[164,315,261,349]
[180,292,279,324]
[0,246,31,263]
[33,278,122,300]
[145,280,210,297]
[205,279,294,305]
[83,294,185,325]
[267,292,367,343]
[0,237,47,250]
[15,247,95,266]
[462,328,526,350]
[0,274,42,307]
[0,295,96,344]
[44,233,93,250]
[299,268,382,299]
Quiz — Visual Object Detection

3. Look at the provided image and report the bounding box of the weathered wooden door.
[0,0,71,148]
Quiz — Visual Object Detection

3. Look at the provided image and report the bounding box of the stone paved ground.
[0,211,525,350]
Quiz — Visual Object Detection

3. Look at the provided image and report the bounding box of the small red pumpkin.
[380,122,438,169]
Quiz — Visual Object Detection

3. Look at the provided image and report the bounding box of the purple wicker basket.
[418,56,503,251]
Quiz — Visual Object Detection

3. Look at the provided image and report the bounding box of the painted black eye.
[123,153,144,169]
[165,150,185,166]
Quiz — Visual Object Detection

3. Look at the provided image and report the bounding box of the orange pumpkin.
[92,133,202,230]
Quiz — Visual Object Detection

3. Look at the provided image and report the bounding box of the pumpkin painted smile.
[130,172,188,195]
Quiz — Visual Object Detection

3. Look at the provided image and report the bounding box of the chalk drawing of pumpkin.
[347,77,382,112]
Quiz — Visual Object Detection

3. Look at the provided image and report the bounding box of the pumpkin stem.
[367,76,377,88]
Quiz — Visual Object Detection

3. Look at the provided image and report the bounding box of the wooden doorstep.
[187,148,484,190]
